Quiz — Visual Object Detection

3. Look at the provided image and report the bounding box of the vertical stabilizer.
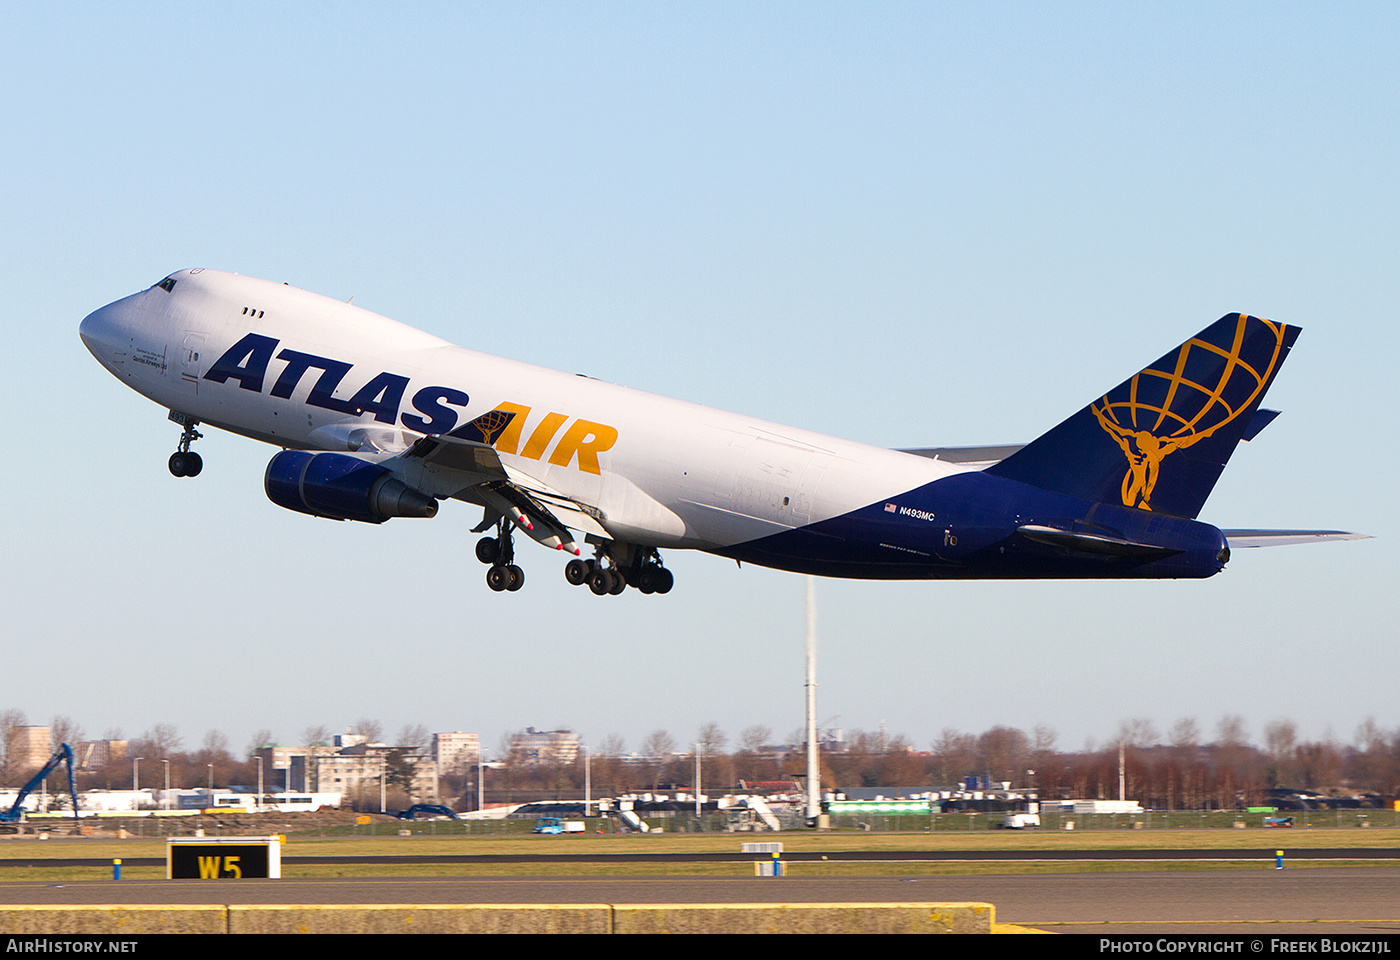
[986,314,1299,519]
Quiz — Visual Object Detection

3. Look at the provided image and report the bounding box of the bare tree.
[0,709,26,786]
[1263,719,1298,787]
[697,722,727,755]
[593,734,631,794]
[246,729,275,756]
[1216,714,1248,747]
[976,726,1030,785]
[349,719,383,743]
[49,715,84,750]
[1117,718,1160,749]
[1351,717,1394,792]
[739,726,771,754]
[1170,717,1201,751]
[696,723,733,790]
[641,729,676,788]
[138,723,182,756]
[931,728,977,785]
[1264,720,1297,757]
[397,724,430,752]
[302,726,333,747]
[201,730,231,758]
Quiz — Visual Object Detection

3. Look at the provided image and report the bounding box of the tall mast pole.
[805,575,820,824]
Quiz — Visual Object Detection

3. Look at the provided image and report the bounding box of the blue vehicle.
[533,817,585,835]
[394,804,459,821]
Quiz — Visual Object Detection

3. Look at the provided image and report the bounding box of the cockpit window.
[157,276,177,292]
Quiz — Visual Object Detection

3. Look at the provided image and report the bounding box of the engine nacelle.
[264,451,438,523]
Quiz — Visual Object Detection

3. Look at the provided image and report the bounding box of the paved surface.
[1,867,1398,934]
[7,847,1398,867]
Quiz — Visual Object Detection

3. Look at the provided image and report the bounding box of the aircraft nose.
[79,302,112,358]
[79,299,130,363]
[78,305,108,357]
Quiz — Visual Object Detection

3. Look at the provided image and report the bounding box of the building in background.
[72,740,128,771]
[510,728,579,765]
[434,732,480,774]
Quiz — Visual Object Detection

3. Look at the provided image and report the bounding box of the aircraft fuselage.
[80,269,1235,584]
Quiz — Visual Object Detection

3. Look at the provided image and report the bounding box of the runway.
[2,867,1397,934]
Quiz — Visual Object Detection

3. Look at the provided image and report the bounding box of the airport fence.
[826,808,1400,832]
[80,807,1400,838]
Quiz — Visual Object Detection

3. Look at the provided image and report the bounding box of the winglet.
[1240,408,1280,442]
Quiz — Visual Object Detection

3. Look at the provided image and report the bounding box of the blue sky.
[2,3,1394,761]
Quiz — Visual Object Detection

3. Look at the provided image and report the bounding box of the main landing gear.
[475,517,524,593]
[564,546,673,597]
[471,509,674,597]
[168,416,203,478]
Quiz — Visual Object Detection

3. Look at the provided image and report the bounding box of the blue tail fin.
[986,314,1299,519]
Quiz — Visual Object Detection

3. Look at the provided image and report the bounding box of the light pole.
[161,759,170,811]
[207,763,213,795]
[805,575,821,826]
[133,757,143,792]
[255,756,264,812]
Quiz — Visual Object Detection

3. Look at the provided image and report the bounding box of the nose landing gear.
[167,412,203,478]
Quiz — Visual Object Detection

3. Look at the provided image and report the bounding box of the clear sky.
[2,2,1394,761]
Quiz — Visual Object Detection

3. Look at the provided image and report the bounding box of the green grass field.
[0,828,1394,882]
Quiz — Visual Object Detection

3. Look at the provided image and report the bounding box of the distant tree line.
[452,716,1400,810]
[3,711,1397,813]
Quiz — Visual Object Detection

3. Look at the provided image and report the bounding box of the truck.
[533,817,586,835]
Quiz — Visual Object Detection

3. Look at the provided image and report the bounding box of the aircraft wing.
[1222,530,1372,548]
[394,408,606,554]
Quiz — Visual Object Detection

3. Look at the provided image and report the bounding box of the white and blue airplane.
[80,268,1364,595]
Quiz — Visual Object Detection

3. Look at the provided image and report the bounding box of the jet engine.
[264,451,438,523]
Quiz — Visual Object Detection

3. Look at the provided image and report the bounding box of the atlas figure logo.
[1090,314,1289,512]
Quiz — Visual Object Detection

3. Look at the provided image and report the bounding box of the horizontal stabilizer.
[1015,524,1182,560]
[899,444,1024,466]
[1223,529,1372,548]
[900,410,1279,468]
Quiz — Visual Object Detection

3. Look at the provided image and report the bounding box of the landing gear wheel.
[637,567,658,594]
[169,415,204,478]
[486,565,509,592]
[505,564,525,592]
[655,568,674,594]
[588,569,611,595]
[475,537,500,565]
[564,558,591,586]
[608,569,627,595]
